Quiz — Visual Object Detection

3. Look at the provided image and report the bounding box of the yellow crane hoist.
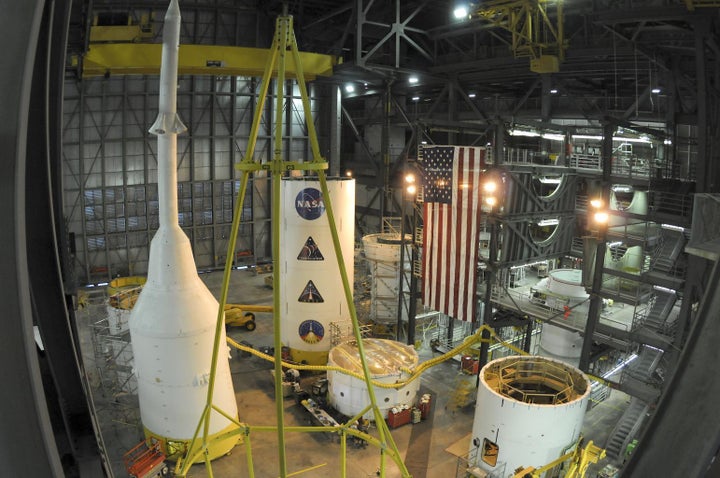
[512,438,606,478]
[224,304,273,331]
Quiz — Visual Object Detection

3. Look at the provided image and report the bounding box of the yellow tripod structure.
[175,7,411,478]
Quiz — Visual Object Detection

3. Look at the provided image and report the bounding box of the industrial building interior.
[4,0,720,477]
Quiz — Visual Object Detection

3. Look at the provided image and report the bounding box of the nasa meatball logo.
[295,188,325,220]
[298,319,324,344]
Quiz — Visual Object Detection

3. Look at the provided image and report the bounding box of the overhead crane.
[470,0,566,73]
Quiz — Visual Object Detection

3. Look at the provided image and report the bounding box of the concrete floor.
[79,268,628,478]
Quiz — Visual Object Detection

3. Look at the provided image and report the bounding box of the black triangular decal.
[298,280,324,303]
[297,236,325,261]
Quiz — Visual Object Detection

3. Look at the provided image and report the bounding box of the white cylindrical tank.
[327,338,419,420]
[280,177,355,365]
[470,356,590,476]
[535,269,589,365]
[362,233,412,323]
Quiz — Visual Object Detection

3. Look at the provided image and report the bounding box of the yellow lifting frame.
[473,0,565,72]
[174,9,409,478]
[78,43,338,79]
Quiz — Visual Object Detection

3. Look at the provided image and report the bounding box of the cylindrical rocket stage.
[362,233,412,324]
[470,355,590,476]
[536,269,589,366]
[280,177,355,365]
[327,338,419,420]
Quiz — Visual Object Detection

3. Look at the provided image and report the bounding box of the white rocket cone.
[129,0,239,461]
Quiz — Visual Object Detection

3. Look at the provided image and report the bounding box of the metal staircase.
[634,289,677,338]
[650,229,685,274]
[605,396,650,463]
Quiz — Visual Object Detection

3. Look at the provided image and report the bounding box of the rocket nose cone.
[166,0,180,19]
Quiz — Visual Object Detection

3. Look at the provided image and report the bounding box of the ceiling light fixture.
[453,6,469,19]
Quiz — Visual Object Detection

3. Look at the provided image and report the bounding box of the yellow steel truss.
[76,43,337,79]
[473,0,565,73]
[173,10,408,478]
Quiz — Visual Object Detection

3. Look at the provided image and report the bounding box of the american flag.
[421,145,486,322]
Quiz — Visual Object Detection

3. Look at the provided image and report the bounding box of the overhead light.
[453,6,469,19]
[550,88,558,94]
[593,211,609,224]
[661,223,685,232]
[483,181,498,194]
[651,87,661,94]
[613,136,651,143]
[409,76,419,84]
[537,219,559,226]
[421,140,428,145]
[589,199,603,209]
[405,173,416,184]
[412,96,420,101]
[572,134,603,140]
[664,139,672,145]
[468,92,477,98]
[607,241,624,248]
[541,133,565,141]
[612,185,633,193]
[600,353,638,379]
[345,84,355,93]
[345,170,353,177]
[509,129,540,137]
[538,177,562,184]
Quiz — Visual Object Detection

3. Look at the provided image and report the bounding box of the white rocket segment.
[150,113,187,136]
[471,356,590,475]
[129,0,239,458]
[150,0,187,137]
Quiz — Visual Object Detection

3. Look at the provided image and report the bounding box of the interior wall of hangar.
[62,76,342,283]
[3,0,713,476]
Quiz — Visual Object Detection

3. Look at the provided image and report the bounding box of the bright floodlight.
[409,76,419,84]
[590,198,603,209]
[345,170,352,177]
[651,87,661,94]
[405,173,416,184]
[454,6,468,19]
[407,184,417,195]
[345,84,354,93]
[412,96,420,101]
[594,211,609,224]
[483,181,498,194]
[485,196,497,207]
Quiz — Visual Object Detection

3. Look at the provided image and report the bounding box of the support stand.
[176,9,410,478]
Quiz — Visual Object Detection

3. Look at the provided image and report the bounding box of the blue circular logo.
[298,319,325,344]
[295,188,325,220]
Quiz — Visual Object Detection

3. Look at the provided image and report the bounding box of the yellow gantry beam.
[77,43,338,79]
